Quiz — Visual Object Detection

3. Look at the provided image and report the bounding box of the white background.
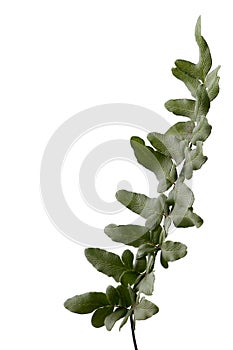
[1,1,232,349]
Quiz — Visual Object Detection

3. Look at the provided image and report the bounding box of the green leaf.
[206,65,221,101]
[175,17,212,83]
[184,142,207,179]
[164,216,172,235]
[191,117,212,145]
[138,272,155,295]
[104,224,150,247]
[145,195,168,230]
[105,308,128,331]
[167,185,176,206]
[106,286,119,306]
[119,309,133,330]
[165,121,195,141]
[175,17,212,82]
[147,132,186,165]
[130,136,177,192]
[169,182,196,227]
[134,298,159,320]
[173,182,194,208]
[160,252,169,269]
[91,306,114,328]
[116,190,167,225]
[121,249,134,269]
[116,190,151,218]
[134,256,147,273]
[165,99,196,119]
[195,16,212,80]
[116,285,132,308]
[150,225,163,244]
[183,148,193,180]
[128,285,137,305]
[172,66,200,98]
[137,243,156,259]
[146,215,161,232]
[64,292,108,314]
[159,230,166,245]
[120,271,139,286]
[175,208,203,228]
[161,241,187,262]
[146,255,155,274]
[195,84,210,119]
[175,59,199,79]
[85,248,128,282]
[190,142,207,170]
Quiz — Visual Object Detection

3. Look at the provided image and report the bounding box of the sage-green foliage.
[64,17,220,335]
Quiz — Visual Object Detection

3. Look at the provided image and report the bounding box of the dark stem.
[130,314,138,350]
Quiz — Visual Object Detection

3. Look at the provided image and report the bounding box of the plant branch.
[130,314,138,350]
[63,17,220,349]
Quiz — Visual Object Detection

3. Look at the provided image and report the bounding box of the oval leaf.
[172,66,200,98]
[137,243,156,259]
[138,272,155,296]
[206,65,221,101]
[105,308,128,331]
[165,99,196,119]
[175,208,203,228]
[147,132,185,165]
[195,16,212,80]
[121,249,134,269]
[195,85,210,119]
[175,17,212,82]
[64,292,108,314]
[116,285,132,308]
[85,248,128,282]
[104,224,150,247]
[160,252,169,269]
[191,117,212,145]
[106,286,119,306]
[120,271,139,286]
[169,182,195,227]
[130,136,177,192]
[134,298,159,320]
[91,306,114,328]
[184,141,207,180]
[116,190,166,219]
[175,59,199,80]
[165,121,195,141]
[134,256,147,273]
[119,309,133,330]
[161,241,187,262]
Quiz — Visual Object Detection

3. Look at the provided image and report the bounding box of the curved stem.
[130,314,138,350]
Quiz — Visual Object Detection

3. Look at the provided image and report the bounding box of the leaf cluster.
[64,16,220,336]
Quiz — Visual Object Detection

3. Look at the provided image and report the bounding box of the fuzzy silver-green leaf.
[165,99,196,119]
[64,292,108,314]
[91,306,114,328]
[105,308,128,331]
[161,241,187,262]
[134,298,159,320]
[104,224,150,247]
[165,121,195,141]
[130,136,177,192]
[147,132,186,165]
[138,272,155,296]
[85,248,128,282]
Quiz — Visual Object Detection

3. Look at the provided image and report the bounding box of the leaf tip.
[84,247,90,256]
[196,217,204,228]
[130,136,145,146]
[195,15,204,45]
[63,299,69,309]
